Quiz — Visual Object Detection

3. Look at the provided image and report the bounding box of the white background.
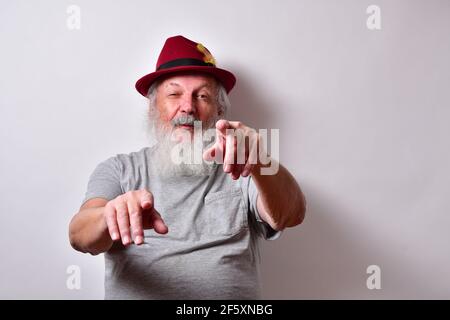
[1,0,449,299]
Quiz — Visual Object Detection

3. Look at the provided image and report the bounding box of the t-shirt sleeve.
[247,176,282,241]
[82,156,124,205]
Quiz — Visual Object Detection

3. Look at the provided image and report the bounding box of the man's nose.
[179,96,196,115]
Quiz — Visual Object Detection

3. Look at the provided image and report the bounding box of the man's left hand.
[203,119,261,180]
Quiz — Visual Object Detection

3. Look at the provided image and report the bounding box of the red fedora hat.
[135,35,236,97]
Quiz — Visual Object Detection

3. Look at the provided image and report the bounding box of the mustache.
[170,114,198,126]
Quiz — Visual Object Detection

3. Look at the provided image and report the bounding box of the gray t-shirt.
[83,146,281,299]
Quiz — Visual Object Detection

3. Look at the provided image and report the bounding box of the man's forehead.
[159,73,217,89]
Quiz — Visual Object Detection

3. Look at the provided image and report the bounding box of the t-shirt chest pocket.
[204,188,248,237]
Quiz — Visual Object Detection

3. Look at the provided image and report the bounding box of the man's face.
[149,72,221,177]
[155,73,219,138]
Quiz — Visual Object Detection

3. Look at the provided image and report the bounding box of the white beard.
[147,113,219,177]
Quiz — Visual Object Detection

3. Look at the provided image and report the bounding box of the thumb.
[150,209,169,234]
[203,145,216,161]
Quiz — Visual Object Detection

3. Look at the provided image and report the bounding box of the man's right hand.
[104,189,168,246]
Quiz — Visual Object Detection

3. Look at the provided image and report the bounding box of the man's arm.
[203,119,306,231]
[69,198,113,255]
[69,190,168,255]
[251,160,306,231]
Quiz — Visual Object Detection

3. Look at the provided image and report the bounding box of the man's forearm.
[69,207,113,255]
[251,159,306,230]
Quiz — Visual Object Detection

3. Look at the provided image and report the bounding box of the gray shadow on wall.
[226,67,279,131]
[258,181,436,299]
[227,67,434,299]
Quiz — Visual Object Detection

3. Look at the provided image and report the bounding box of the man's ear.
[217,104,225,118]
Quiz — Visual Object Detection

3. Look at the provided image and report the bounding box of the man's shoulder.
[99,146,155,170]
[116,146,154,161]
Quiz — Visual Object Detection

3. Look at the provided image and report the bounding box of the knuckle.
[125,191,138,201]
[128,191,140,200]
[116,207,129,218]
[115,198,127,208]
[119,224,130,232]
[140,189,153,199]
[104,210,114,220]
[130,210,141,218]
[104,202,113,212]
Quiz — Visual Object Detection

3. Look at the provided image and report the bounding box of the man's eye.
[168,93,178,97]
[197,94,208,99]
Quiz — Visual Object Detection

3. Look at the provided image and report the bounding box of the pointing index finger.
[215,119,231,138]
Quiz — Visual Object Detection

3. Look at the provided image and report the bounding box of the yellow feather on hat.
[196,43,216,66]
